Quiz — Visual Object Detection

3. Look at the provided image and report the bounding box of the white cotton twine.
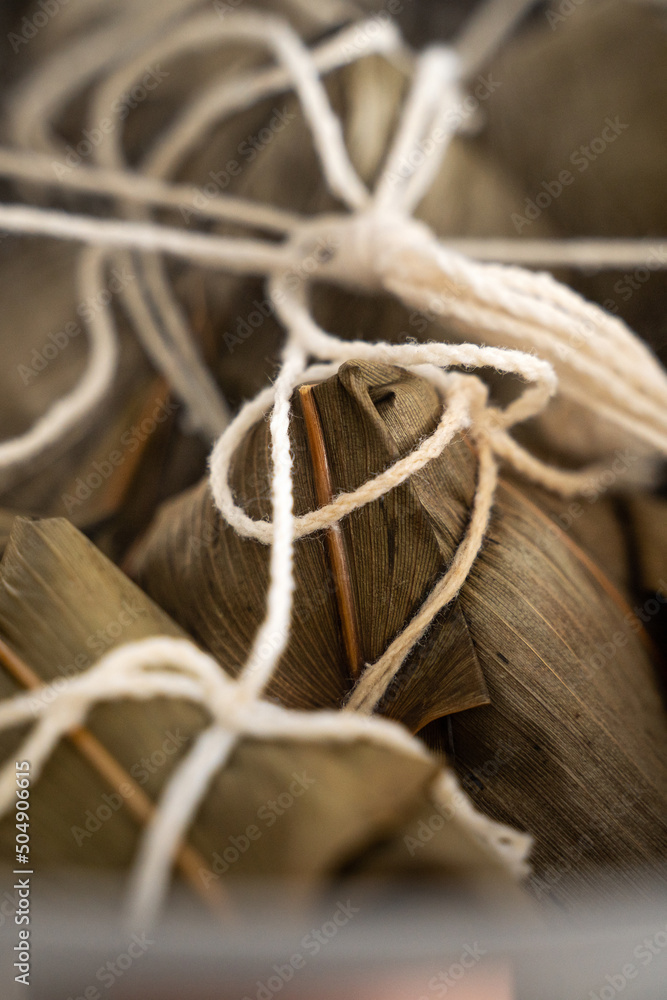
[0,3,665,927]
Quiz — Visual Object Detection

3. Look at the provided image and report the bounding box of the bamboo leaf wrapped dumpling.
[131,360,667,907]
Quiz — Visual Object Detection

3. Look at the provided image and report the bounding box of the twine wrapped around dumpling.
[131,359,667,907]
[0,516,531,925]
[132,361,489,725]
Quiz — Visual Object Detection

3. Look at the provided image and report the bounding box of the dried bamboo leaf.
[132,360,667,904]
[517,479,633,593]
[0,518,517,903]
[0,244,205,563]
[443,479,667,905]
[132,361,489,728]
[483,0,667,377]
[0,517,198,871]
[52,376,174,527]
[487,0,667,239]
[0,508,21,558]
